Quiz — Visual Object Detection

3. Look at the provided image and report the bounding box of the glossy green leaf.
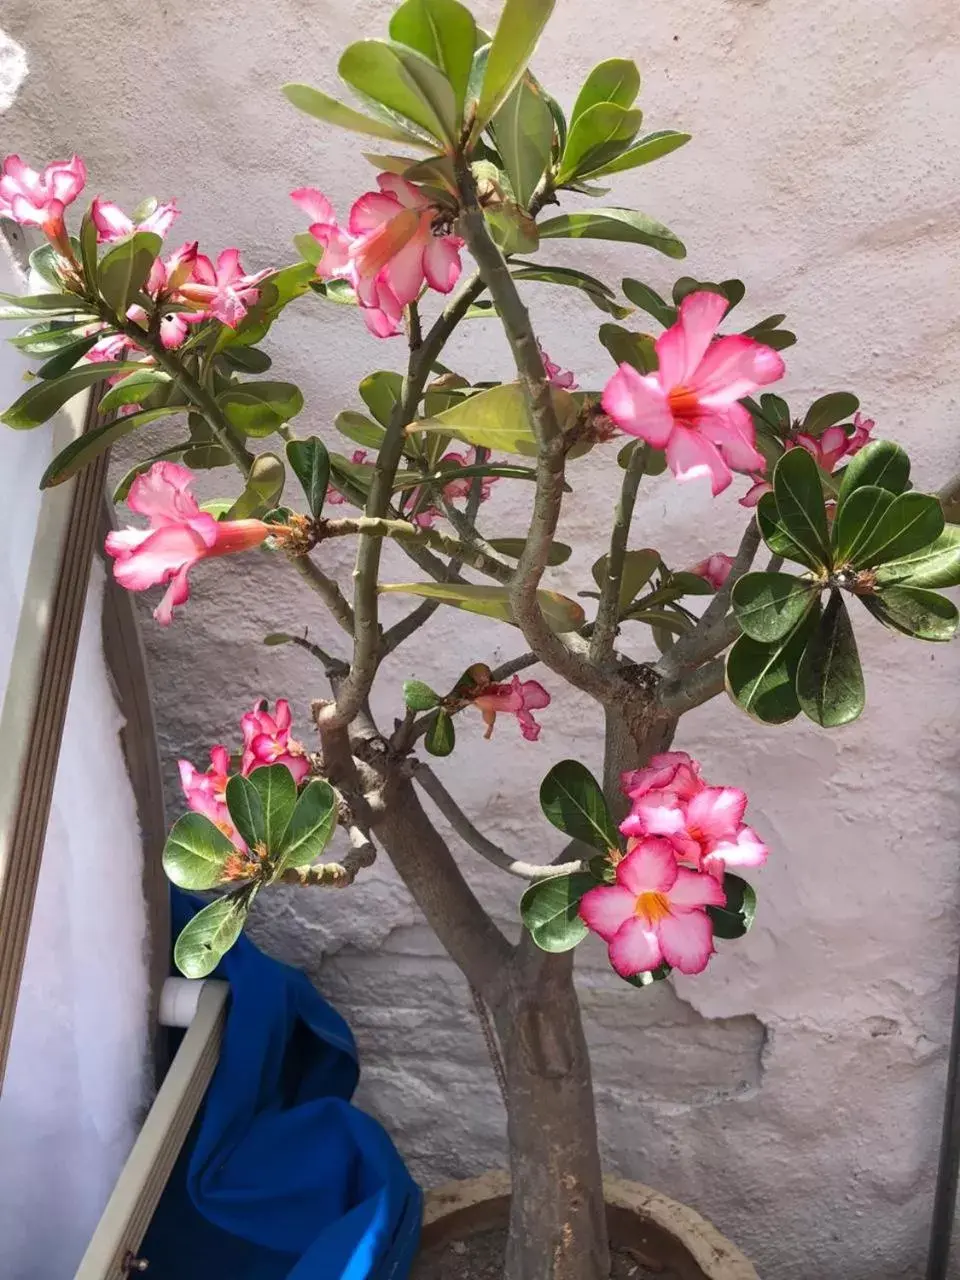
[725,603,820,724]
[359,369,405,426]
[294,231,324,266]
[488,537,571,565]
[874,525,960,589]
[539,759,619,854]
[731,571,819,643]
[796,590,864,727]
[410,381,577,456]
[28,244,67,289]
[403,679,441,710]
[520,871,595,953]
[79,212,99,287]
[226,452,286,520]
[286,437,330,519]
[219,381,304,437]
[569,58,640,130]
[832,484,896,567]
[275,779,338,873]
[225,775,266,851]
[510,262,629,318]
[99,367,172,413]
[339,39,457,145]
[39,407,177,488]
[329,451,375,501]
[282,83,429,147]
[485,203,539,255]
[801,392,859,438]
[591,547,660,608]
[474,0,555,133]
[538,208,685,259]
[1,361,139,430]
[772,446,832,569]
[425,708,456,756]
[7,319,95,354]
[491,75,555,208]
[163,811,240,890]
[836,439,910,512]
[221,344,272,374]
[392,460,538,492]
[174,887,255,979]
[583,130,691,178]
[34,333,98,380]
[335,411,386,449]
[0,291,89,318]
[389,0,477,115]
[98,231,162,315]
[860,585,958,642]
[707,873,757,940]
[846,490,944,569]
[248,763,298,853]
[598,323,657,373]
[379,581,585,632]
[557,103,643,185]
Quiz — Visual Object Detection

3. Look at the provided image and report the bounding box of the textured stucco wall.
[4,1,960,1275]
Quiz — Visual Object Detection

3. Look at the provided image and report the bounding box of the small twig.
[320,515,513,583]
[590,443,648,662]
[274,632,349,676]
[414,764,586,880]
[279,824,377,887]
[288,557,356,634]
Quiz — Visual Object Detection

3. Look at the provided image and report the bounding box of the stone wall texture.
[4,0,960,1275]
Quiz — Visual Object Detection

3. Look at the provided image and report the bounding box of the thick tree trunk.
[494,939,610,1280]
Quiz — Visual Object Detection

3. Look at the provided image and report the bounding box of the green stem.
[590,443,648,662]
[321,516,512,583]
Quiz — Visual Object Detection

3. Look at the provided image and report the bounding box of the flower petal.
[349,191,404,235]
[579,884,637,941]
[698,403,765,474]
[608,917,664,977]
[656,290,728,388]
[91,197,133,242]
[376,173,426,208]
[601,364,674,448]
[423,235,462,293]
[382,233,427,306]
[657,910,716,975]
[291,186,336,224]
[665,427,732,495]
[704,825,767,871]
[686,787,747,840]
[110,525,205,591]
[667,866,727,910]
[692,334,785,403]
[616,839,679,896]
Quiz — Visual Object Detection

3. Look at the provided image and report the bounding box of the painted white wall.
[0,242,150,1276]
[3,1,960,1276]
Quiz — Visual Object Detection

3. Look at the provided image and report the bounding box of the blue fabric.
[141,891,421,1280]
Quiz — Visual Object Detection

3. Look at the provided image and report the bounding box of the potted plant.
[3,1,958,1275]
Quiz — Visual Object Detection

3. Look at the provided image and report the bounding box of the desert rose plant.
[3,1,960,1276]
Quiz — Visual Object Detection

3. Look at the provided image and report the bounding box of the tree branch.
[288,556,356,634]
[590,443,648,662]
[658,657,726,716]
[320,515,513,582]
[279,824,377,887]
[413,764,586,880]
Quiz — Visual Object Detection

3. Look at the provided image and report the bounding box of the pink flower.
[240,698,310,784]
[602,291,785,495]
[292,176,462,339]
[406,448,497,526]
[326,450,368,506]
[622,751,703,803]
[738,474,772,508]
[472,675,551,741]
[87,330,142,363]
[847,410,875,453]
[621,783,767,882]
[178,248,271,328]
[179,745,244,849]
[739,411,875,507]
[104,461,271,625]
[540,343,579,390]
[90,196,180,243]
[580,838,726,977]
[147,240,200,297]
[689,552,734,590]
[0,154,86,252]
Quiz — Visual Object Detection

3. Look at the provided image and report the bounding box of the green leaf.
[772,447,832,569]
[35,334,99,380]
[389,0,477,116]
[845,490,944,570]
[836,439,910,512]
[335,411,386,449]
[359,369,404,426]
[80,212,99,288]
[860,585,958,642]
[1,361,139,430]
[403,679,441,710]
[393,460,537,493]
[582,130,691,179]
[491,76,555,209]
[538,208,685,259]
[163,811,240,890]
[707,873,757,940]
[221,345,272,374]
[591,547,660,608]
[98,231,162,315]
[520,871,595,953]
[832,484,895,567]
[39,407,177,488]
[282,82,429,147]
[225,775,266,851]
[29,242,70,289]
[801,392,860,438]
[99,367,172,413]
[755,491,816,569]
[474,0,555,134]
[226,452,286,520]
[410,381,577,456]
[488,536,571,566]
[796,590,864,727]
[874,525,960,589]
[174,887,254,979]
[8,319,95,354]
[380,581,585,632]
[598,323,657,373]
[620,280,675,328]
[329,451,375,501]
[0,290,90,315]
[725,603,820,724]
[569,58,641,130]
[286,437,330,519]
[294,231,324,267]
[339,39,458,145]
[731,571,819,643]
[274,779,338,874]
[219,380,304,437]
[248,763,298,853]
[510,263,629,318]
[557,103,643,185]
[425,708,456,756]
[622,963,672,988]
[539,759,620,855]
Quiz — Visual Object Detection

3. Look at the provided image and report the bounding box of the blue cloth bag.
[140,891,421,1280]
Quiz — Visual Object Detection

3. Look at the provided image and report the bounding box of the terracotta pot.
[422,1171,758,1280]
